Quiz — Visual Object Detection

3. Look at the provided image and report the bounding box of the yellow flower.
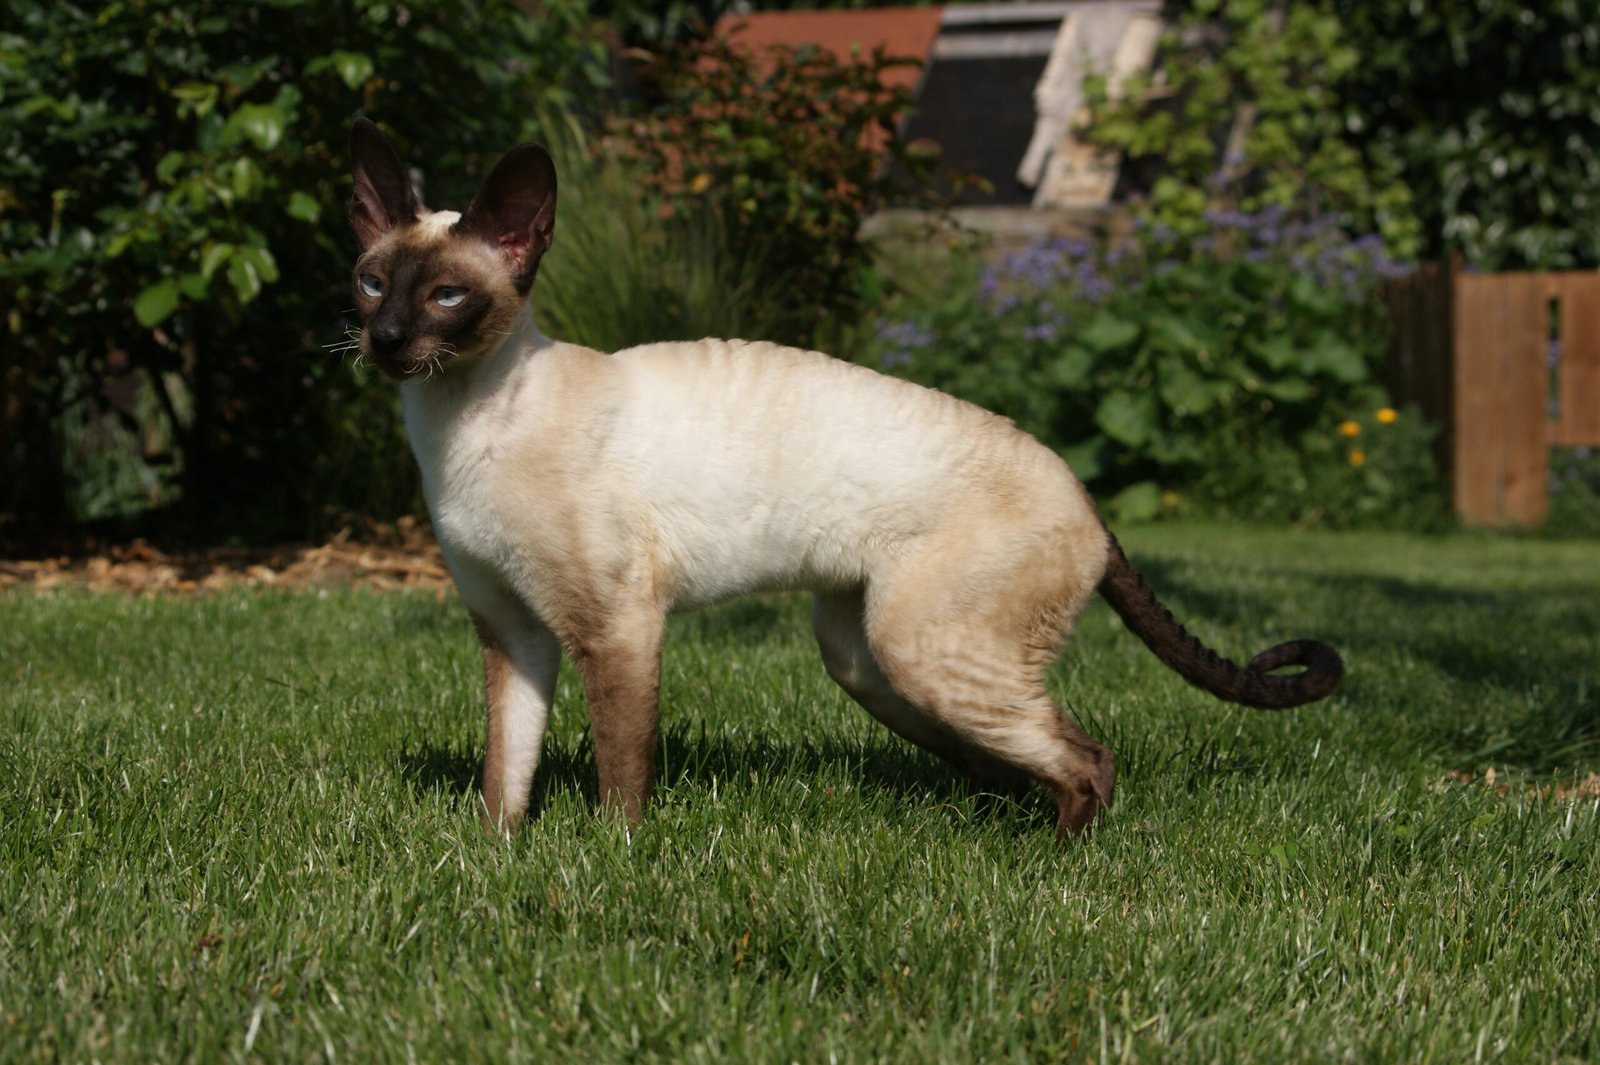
[1338,420,1362,437]
[689,172,713,194]
[1376,407,1398,424]
[1349,448,1366,467]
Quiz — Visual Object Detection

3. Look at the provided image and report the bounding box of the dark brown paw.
[1054,746,1115,839]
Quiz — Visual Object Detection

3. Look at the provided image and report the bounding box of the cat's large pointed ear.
[455,142,557,293]
[349,118,420,252]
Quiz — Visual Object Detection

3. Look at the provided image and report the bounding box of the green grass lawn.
[3,524,1598,1062]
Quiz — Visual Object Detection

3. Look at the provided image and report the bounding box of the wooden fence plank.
[1452,273,1507,524]
[1388,265,1600,526]
[1555,275,1600,446]
[1501,274,1550,524]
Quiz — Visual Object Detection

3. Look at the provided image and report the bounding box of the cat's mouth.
[365,336,460,381]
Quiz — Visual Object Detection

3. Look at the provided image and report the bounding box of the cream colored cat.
[347,119,1342,839]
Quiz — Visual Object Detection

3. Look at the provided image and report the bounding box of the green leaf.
[223,103,286,151]
[200,242,234,280]
[1251,334,1298,372]
[227,255,262,303]
[1288,274,1336,316]
[1095,390,1155,447]
[1147,314,1205,357]
[170,80,218,116]
[178,272,208,300]
[133,279,180,327]
[1303,331,1367,383]
[330,50,374,90]
[286,191,321,222]
[241,244,280,284]
[1049,345,1095,387]
[1258,377,1317,402]
[1111,481,1162,522]
[155,151,185,183]
[1148,431,1203,465]
[225,245,280,304]
[1158,361,1221,415]
[18,95,76,121]
[1060,437,1109,482]
[1078,310,1140,353]
[231,157,263,199]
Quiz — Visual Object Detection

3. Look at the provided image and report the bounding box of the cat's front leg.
[571,612,665,827]
[471,610,561,833]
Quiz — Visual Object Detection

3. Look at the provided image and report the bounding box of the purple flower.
[874,319,937,367]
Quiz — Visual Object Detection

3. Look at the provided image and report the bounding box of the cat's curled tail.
[1097,531,1343,709]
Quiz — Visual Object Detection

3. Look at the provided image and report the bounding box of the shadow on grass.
[666,595,794,647]
[395,722,1058,834]
[393,552,1596,834]
[1129,555,1600,773]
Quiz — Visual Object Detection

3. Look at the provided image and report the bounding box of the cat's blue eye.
[358,274,383,298]
[434,287,468,308]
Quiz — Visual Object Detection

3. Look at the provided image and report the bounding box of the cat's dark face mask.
[346,118,555,380]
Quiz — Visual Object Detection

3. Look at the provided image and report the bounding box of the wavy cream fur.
[400,299,1115,835]
[348,124,1118,836]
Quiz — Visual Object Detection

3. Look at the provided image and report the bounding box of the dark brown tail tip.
[1246,639,1344,703]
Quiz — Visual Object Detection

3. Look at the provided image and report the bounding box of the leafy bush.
[533,116,812,352]
[619,35,942,347]
[1339,1,1600,270]
[0,0,605,541]
[1547,447,1600,537]
[1089,0,1600,272]
[1083,0,1420,260]
[863,210,1445,527]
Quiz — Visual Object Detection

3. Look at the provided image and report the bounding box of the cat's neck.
[398,301,552,453]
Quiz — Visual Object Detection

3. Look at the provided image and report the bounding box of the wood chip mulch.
[1444,767,1600,803]
[0,516,453,596]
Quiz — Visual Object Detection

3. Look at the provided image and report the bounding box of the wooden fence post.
[1389,263,1600,527]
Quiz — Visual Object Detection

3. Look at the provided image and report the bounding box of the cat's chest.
[404,384,542,561]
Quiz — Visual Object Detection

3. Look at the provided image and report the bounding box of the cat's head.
[347,118,556,380]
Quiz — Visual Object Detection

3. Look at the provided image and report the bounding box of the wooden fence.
[1386,260,1600,525]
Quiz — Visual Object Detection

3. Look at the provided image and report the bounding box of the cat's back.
[610,337,1023,459]
[603,336,1086,517]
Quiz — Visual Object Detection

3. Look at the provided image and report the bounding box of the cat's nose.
[369,322,407,355]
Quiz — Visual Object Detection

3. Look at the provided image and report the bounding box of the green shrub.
[0,0,606,540]
[533,116,811,352]
[863,211,1447,528]
[620,36,943,348]
[1083,0,1421,260]
[1088,0,1600,272]
[1339,1,1600,270]
[1546,447,1600,537]
[1184,401,1448,531]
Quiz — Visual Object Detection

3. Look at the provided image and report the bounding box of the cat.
[345,117,1342,839]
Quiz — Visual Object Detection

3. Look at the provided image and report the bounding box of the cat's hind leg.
[861,542,1115,838]
[811,590,1030,794]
